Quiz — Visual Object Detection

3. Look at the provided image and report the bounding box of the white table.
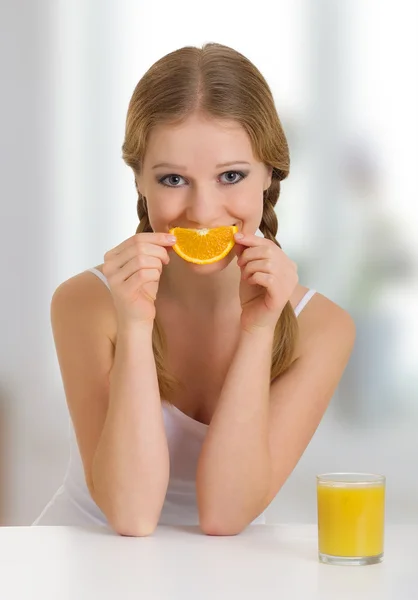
[0,524,416,599]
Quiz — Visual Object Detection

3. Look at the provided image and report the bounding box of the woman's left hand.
[234,232,299,332]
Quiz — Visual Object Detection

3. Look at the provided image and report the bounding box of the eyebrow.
[151,161,251,170]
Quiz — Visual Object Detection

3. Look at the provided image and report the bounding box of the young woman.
[33,43,355,536]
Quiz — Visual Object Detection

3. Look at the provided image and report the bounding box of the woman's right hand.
[102,232,177,327]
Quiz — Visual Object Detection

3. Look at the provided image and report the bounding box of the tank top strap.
[86,267,111,290]
[294,289,316,317]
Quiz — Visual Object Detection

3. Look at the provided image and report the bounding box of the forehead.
[143,114,256,168]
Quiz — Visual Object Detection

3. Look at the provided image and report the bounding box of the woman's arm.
[51,275,169,538]
[92,322,170,536]
[196,299,355,535]
[196,326,273,534]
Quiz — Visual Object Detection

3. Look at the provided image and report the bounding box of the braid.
[259,186,282,248]
[260,176,299,380]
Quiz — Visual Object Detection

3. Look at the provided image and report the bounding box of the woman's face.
[137,113,272,239]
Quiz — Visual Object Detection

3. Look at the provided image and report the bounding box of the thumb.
[234,241,245,260]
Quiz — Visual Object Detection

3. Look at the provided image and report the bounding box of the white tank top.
[32,268,316,529]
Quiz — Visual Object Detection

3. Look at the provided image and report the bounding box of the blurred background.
[1,0,417,526]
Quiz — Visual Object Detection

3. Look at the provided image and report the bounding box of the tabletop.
[0,524,416,600]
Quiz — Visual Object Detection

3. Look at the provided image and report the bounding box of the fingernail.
[167,235,177,242]
[235,233,244,240]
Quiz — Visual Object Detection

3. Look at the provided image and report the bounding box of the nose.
[185,184,222,227]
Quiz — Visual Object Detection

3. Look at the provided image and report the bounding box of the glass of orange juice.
[317,472,385,566]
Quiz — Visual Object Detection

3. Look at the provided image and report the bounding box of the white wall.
[1,0,417,526]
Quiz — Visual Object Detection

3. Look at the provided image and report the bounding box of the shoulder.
[295,288,356,359]
[269,289,355,400]
[51,265,117,344]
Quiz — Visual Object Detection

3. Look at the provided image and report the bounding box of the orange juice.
[317,474,385,560]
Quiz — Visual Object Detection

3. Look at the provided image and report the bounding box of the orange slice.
[168,225,238,265]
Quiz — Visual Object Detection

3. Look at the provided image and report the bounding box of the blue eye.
[158,174,186,187]
[219,171,247,185]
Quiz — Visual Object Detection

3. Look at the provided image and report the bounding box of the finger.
[241,259,275,280]
[247,271,275,291]
[131,267,161,286]
[234,232,272,247]
[125,269,161,300]
[126,241,171,265]
[237,246,274,267]
[106,242,170,274]
[117,255,164,283]
[106,232,177,258]
[234,242,246,260]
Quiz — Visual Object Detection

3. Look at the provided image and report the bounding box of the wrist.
[116,317,154,339]
[239,323,275,342]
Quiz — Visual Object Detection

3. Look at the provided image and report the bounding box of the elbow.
[105,502,159,537]
[199,514,245,537]
[110,516,158,537]
[91,492,158,537]
[198,492,268,536]
[88,480,159,537]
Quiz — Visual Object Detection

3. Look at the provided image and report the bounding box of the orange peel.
[168,225,238,265]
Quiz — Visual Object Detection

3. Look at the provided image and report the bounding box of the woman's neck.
[158,253,242,314]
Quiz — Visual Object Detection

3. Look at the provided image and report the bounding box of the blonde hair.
[122,43,299,399]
